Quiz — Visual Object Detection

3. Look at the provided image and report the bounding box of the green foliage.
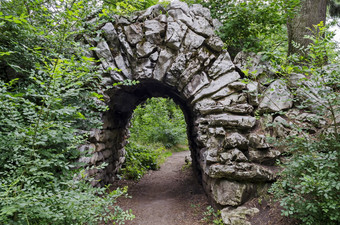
[270,137,340,225]
[0,0,138,224]
[120,97,187,180]
[201,206,223,225]
[185,0,300,58]
[269,22,340,225]
[130,97,187,148]
[120,142,170,180]
[104,0,160,15]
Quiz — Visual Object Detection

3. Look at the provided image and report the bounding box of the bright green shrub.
[270,136,340,225]
[130,97,187,148]
[120,142,169,180]
[0,0,137,224]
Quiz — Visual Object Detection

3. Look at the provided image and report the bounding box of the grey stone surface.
[248,148,280,164]
[124,23,144,45]
[183,29,205,50]
[208,114,256,130]
[114,54,132,79]
[183,72,210,98]
[190,15,215,36]
[145,19,166,44]
[223,133,249,150]
[153,48,173,80]
[208,163,275,181]
[219,148,248,163]
[208,51,235,79]
[259,80,293,113]
[211,180,255,206]
[246,81,259,106]
[136,41,157,57]
[193,71,241,102]
[165,21,187,50]
[221,207,259,225]
[101,23,119,51]
[95,40,115,70]
[206,36,224,52]
[248,134,270,149]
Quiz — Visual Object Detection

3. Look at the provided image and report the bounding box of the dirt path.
[114,151,211,225]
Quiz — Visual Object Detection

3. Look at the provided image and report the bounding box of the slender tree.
[287,0,340,55]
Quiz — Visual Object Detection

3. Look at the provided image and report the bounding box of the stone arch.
[103,78,202,181]
[81,1,279,208]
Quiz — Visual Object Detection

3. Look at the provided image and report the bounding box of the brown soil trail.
[114,151,211,225]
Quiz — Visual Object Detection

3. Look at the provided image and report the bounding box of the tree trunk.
[287,0,327,55]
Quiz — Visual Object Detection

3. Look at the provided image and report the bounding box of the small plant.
[202,206,224,225]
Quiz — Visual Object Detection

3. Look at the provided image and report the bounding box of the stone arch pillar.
[81,1,279,208]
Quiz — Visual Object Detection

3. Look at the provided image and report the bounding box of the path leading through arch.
[113,151,210,225]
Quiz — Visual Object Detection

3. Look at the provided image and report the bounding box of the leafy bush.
[269,23,340,224]
[0,0,138,224]
[270,136,340,225]
[0,59,133,224]
[120,142,170,180]
[130,97,187,148]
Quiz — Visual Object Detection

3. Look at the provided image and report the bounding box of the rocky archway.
[80,1,279,208]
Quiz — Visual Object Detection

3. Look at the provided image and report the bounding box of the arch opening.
[120,96,188,179]
[99,79,204,186]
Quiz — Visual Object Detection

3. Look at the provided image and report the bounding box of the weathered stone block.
[183,29,205,51]
[208,114,256,130]
[221,206,259,225]
[217,93,248,106]
[136,41,157,58]
[206,36,224,52]
[219,148,248,163]
[153,48,173,81]
[246,81,260,106]
[114,54,132,79]
[211,180,255,206]
[248,133,270,149]
[208,51,235,79]
[248,148,280,165]
[224,104,254,115]
[223,133,249,150]
[124,23,144,45]
[165,21,187,50]
[208,163,275,182]
[145,19,166,44]
[183,72,210,98]
[193,71,241,102]
[259,80,293,113]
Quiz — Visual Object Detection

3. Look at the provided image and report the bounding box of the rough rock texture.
[77,1,323,215]
[258,80,293,113]
[221,207,260,225]
[211,180,255,206]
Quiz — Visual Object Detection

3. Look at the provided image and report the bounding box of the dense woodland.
[0,0,339,224]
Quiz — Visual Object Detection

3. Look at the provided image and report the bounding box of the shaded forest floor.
[112,151,212,225]
[112,151,299,225]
